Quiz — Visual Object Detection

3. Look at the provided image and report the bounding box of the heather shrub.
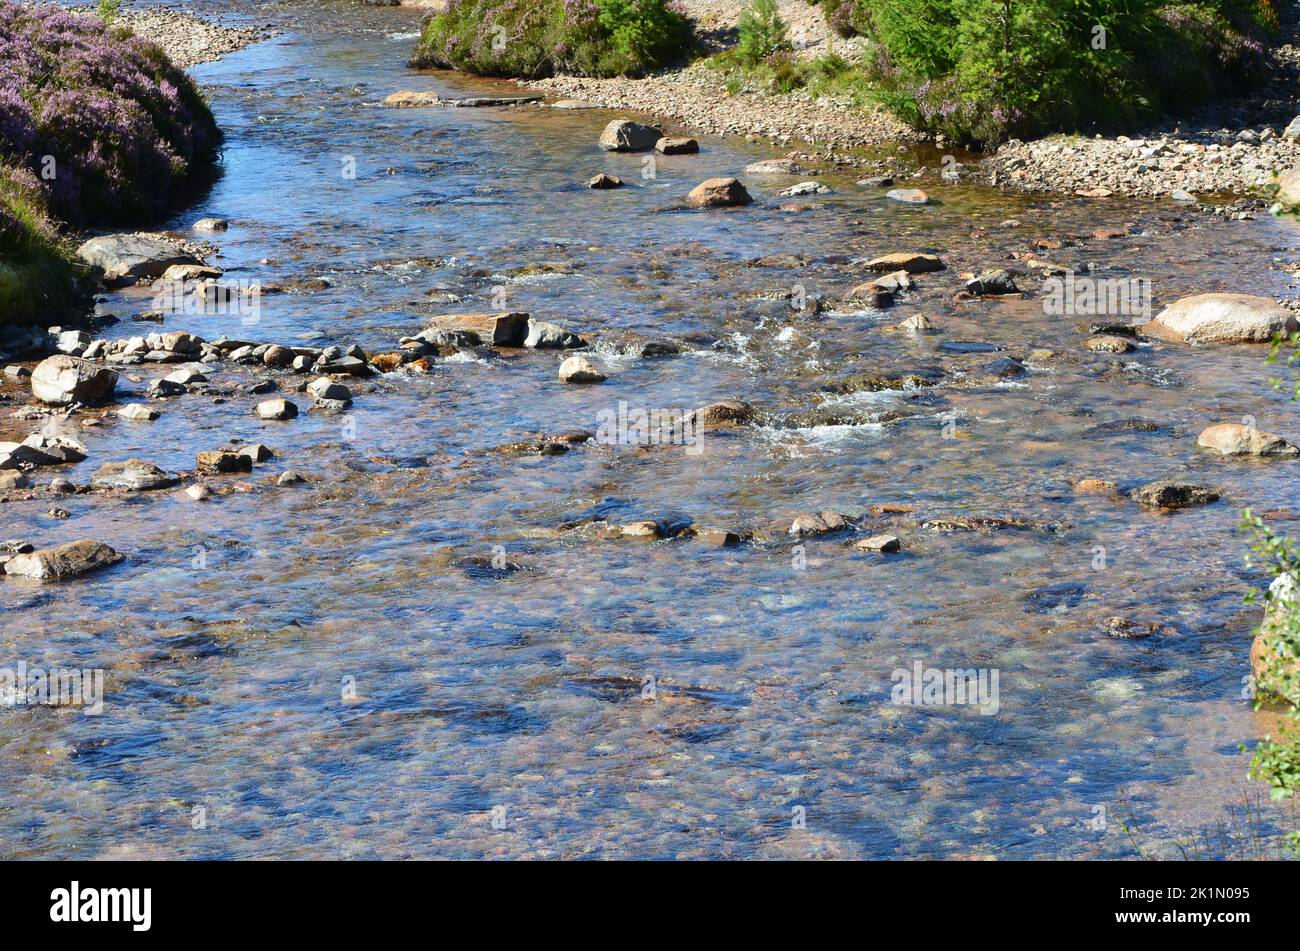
[0,1,220,226]
[816,0,871,37]
[866,0,1274,147]
[410,0,692,78]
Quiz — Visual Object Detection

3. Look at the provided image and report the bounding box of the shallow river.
[2,0,1299,858]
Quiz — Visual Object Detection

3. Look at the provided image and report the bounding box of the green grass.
[0,165,88,328]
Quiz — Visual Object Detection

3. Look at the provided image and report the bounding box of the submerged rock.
[885,188,930,204]
[2,539,122,581]
[744,158,803,175]
[92,460,176,491]
[1196,423,1297,457]
[196,450,253,474]
[788,511,849,536]
[689,399,756,428]
[1130,480,1220,509]
[855,533,901,552]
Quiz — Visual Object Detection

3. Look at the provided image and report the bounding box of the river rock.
[1,539,121,580]
[598,119,662,152]
[695,528,746,547]
[656,136,698,154]
[558,355,605,384]
[744,158,802,175]
[307,378,352,402]
[185,484,211,501]
[192,217,228,232]
[164,366,208,386]
[383,90,442,107]
[1130,480,1220,509]
[1196,423,1298,457]
[689,399,755,428]
[427,312,529,346]
[779,181,830,197]
[892,313,932,333]
[587,173,623,189]
[21,434,86,464]
[117,402,158,422]
[864,253,945,274]
[965,269,1018,295]
[31,356,118,406]
[0,472,30,491]
[886,188,930,204]
[1147,293,1297,344]
[263,344,294,368]
[255,398,299,421]
[855,533,901,552]
[1084,335,1134,353]
[789,511,848,536]
[77,234,199,285]
[92,460,176,491]
[196,450,253,474]
[525,320,586,349]
[685,178,752,208]
[55,330,91,355]
[277,470,306,486]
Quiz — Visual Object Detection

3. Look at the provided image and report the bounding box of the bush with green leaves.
[411,0,692,79]
[864,0,1275,147]
[735,0,790,66]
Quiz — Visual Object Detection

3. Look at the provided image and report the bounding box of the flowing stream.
[1,0,1298,858]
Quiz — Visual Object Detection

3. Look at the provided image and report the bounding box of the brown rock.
[685,178,752,208]
[1196,423,1298,457]
[2,539,122,580]
[196,450,253,474]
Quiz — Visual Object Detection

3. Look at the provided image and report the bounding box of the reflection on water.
[1,0,1298,858]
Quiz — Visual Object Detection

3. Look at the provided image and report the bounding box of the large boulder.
[31,356,118,406]
[2,540,122,580]
[1147,293,1297,344]
[426,312,529,347]
[1197,423,1298,457]
[598,119,662,152]
[685,178,753,209]
[76,234,199,286]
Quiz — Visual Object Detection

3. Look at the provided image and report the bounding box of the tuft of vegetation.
[97,0,122,25]
[735,0,790,66]
[410,0,693,79]
[0,164,88,326]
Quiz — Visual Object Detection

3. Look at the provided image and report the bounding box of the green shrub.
[865,0,1274,147]
[736,0,790,67]
[410,0,692,79]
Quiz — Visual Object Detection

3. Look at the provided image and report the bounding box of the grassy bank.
[410,0,694,78]
[0,164,87,327]
[709,0,1280,148]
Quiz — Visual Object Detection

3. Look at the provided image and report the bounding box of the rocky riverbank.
[101,3,270,69]
[507,0,1300,204]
